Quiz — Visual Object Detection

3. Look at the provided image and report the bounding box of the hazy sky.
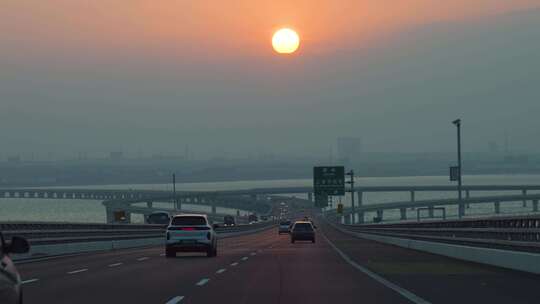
[1,1,540,159]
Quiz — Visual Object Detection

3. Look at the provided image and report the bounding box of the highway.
[17,219,540,304]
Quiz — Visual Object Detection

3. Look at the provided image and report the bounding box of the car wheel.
[207,247,216,257]
[213,247,218,257]
[291,238,295,243]
[312,239,315,243]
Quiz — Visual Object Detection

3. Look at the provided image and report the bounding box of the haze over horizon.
[2,1,540,160]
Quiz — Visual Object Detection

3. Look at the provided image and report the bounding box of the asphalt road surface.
[18,220,540,304]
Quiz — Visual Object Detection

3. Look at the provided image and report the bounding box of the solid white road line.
[321,233,432,304]
[196,278,210,286]
[230,262,239,266]
[241,256,249,261]
[67,268,88,275]
[159,253,166,256]
[165,296,185,304]
[137,257,149,261]
[21,278,39,285]
[216,268,227,274]
[250,252,257,256]
[108,263,123,267]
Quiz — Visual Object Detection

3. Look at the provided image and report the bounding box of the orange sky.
[2,0,539,60]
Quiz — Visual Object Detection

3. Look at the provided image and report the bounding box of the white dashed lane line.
[21,278,39,285]
[196,278,210,286]
[250,252,257,256]
[216,268,227,274]
[159,253,165,256]
[165,296,185,304]
[67,268,88,275]
[230,262,239,266]
[241,256,249,261]
[137,257,149,261]
[108,263,123,267]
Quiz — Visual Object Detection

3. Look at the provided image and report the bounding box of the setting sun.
[272,28,300,54]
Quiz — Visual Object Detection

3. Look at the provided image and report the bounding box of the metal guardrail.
[1,221,277,245]
[333,215,540,253]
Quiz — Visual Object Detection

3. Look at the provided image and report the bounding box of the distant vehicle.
[0,232,30,304]
[223,215,235,226]
[278,220,291,234]
[165,214,217,258]
[260,215,268,221]
[248,214,258,223]
[146,211,170,225]
[290,221,315,243]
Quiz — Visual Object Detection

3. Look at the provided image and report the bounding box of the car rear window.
[171,216,207,226]
[280,221,291,225]
[293,223,313,231]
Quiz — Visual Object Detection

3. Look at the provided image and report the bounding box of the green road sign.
[313,166,345,196]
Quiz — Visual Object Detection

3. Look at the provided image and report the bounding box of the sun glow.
[272,28,300,54]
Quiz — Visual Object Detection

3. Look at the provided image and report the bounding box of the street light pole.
[453,119,463,218]
[172,173,177,211]
[346,170,355,224]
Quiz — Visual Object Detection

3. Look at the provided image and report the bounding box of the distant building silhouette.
[337,137,362,163]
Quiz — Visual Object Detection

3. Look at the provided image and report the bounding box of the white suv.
[165,214,217,258]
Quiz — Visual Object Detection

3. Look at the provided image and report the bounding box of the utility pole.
[346,170,355,224]
[172,173,177,211]
[453,119,463,218]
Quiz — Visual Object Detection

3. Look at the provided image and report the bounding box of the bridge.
[3,184,540,224]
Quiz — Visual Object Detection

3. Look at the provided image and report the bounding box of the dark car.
[223,215,235,227]
[0,232,30,304]
[290,221,315,243]
[146,211,170,225]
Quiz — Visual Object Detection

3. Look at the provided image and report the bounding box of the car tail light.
[181,227,195,231]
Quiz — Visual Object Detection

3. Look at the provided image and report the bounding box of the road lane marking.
[159,253,165,256]
[108,263,123,267]
[322,233,432,304]
[250,252,257,256]
[230,262,239,266]
[165,296,184,304]
[216,268,227,274]
[67,268,88,275]
[137,257,149,261]
[196,278,210,286]
[241,256,249,261]
[21,278,39,284]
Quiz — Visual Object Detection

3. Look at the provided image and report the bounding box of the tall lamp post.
[346,170,355,224]
[452,119,463,218]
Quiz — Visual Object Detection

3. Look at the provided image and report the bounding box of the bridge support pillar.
[428,206,434,218]
[375,210,383,222]
[176,199,182,211]
[106,207,114,224]
[533,200,538,212]
[400,208,407,220]
[357,191,364,224]
[344,214,351,225]
[522,189,527,207]
[494,201,500,214]
[307,192,313,202]
[211,203,217,214]
[410,191,415,202]
[146,201,153,208]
